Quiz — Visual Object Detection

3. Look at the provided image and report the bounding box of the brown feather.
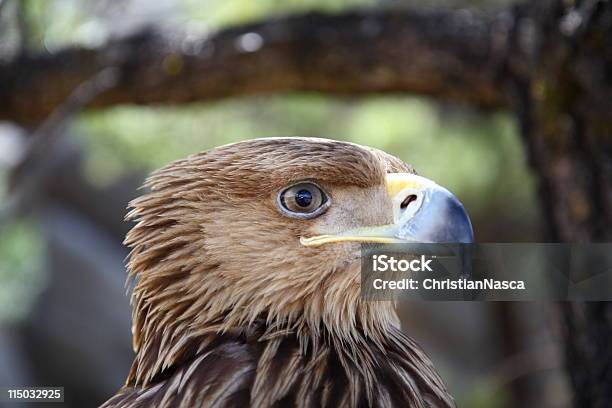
[101,138,454,408]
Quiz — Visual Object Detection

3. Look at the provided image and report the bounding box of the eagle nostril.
[400,194,418,210]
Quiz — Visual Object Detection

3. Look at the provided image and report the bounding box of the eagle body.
[102,319,452,408]
[102,138,465,408]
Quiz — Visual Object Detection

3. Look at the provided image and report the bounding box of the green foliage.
[182,0,378,28]
[0,220,45,324]
[459,378,509,408]
[20,0,514,52]
[76,95,536,221]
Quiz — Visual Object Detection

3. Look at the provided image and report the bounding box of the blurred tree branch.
[0,10,511,123]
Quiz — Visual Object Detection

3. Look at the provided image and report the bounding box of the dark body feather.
[102,320,454,408]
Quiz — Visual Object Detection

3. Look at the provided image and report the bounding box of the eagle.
[101,137,473,408]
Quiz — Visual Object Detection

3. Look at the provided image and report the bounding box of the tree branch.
[0,10,512,123]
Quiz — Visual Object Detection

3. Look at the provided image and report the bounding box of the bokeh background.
[0,0,571,407]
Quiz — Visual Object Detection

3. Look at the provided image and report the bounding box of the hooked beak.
[300,173,473,246]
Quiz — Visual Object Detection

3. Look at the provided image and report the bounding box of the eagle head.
[119,137,471,406]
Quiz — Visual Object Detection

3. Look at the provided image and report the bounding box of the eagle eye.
[277,182,330,219]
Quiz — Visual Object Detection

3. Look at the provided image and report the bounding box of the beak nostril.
[400,194,418,210]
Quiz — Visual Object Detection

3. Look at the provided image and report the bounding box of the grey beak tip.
[444,196,474,243]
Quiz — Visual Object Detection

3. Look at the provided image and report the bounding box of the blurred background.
[0,0,579,407]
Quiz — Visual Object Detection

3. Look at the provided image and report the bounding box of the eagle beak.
[300,173,473,247]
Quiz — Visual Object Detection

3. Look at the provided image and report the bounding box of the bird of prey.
[102,137,473,408]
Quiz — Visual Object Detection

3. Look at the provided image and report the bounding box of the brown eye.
[278,182,330,219]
